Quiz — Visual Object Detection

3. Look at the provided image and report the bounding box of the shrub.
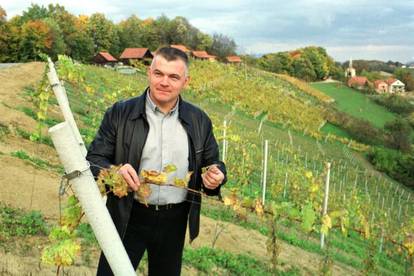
[367,147,414,189]
[370,95,414,115]
[0,204,48,237]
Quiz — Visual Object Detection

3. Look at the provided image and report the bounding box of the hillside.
[311,82,397,129]
[0,61,413,275]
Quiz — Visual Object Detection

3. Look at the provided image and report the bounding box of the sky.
[2,0,414,63]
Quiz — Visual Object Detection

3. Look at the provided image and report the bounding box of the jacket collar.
[129,87,192,126]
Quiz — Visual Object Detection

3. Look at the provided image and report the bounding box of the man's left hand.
[202,165,224,190]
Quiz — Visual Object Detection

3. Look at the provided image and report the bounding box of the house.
[347,76,368,89]
[374,80,388,93]
[191,51,216,61]
[170,44,191,54]
[225,55,242,64]
[386,78,405,93]
[119,48,153,65]
[92,52,117,66]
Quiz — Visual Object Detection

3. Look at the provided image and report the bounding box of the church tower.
[345,58,356,78]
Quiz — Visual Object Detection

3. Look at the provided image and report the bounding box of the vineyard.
[0,58,413,275]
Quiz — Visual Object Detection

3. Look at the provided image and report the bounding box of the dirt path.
[0,62,361,275]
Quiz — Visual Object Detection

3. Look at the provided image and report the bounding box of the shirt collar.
[146,90,179,115]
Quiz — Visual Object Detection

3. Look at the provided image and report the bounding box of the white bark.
[49,122,135,276]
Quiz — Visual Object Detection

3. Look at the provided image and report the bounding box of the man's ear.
[147,66,151,78]
[184,76,191,88]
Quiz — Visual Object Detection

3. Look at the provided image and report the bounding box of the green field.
[311,82,397,128]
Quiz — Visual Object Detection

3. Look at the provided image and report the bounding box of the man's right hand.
[118,164,140,191]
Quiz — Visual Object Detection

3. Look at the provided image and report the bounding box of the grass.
[14,127,54,147]
[17,105,62,127]
[183,246,282,275]
[311,83,397,128]
[320,122,352,139]
[0,203,48,238]
[10,149,63,173]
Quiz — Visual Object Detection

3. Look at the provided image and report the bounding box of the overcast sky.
[3,0,414,63]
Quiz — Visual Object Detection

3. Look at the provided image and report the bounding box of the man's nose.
[160,76,169,86]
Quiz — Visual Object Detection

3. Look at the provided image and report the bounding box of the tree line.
[242,46,344,82]
[0,4,237,63]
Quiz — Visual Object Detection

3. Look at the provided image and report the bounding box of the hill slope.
[0,61,412,275]
[0,62,362,275]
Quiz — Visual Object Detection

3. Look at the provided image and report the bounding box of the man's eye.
[154,72,162,77]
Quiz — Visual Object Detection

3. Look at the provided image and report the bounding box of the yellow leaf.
[321,214,332,235]
[255,199,264,217]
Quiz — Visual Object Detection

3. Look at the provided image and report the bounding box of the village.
[345,59,406,94]
[92,44,242,70]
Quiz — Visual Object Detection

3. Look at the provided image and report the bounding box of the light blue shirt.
[136,92,189,204]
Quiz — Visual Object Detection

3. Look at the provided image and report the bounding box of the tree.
[154,14,172,45]
[0,6,6,24]
[394,68,414,91]
[169,16,190,45]
[292,57,316,81]
[19,20,53,61]
[329,61,344,81]
[118,15,144,48]
[0,6,9,62]
[87,13,118,53]
[43,18,67,59]
[208,33,237,59]
[20,4,49,23]
[302,47,329,80]
[261,52,292,74]
[384,118,412,153]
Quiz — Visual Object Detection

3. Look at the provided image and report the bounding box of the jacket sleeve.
[201,117,227,196]
[86,105,118,178]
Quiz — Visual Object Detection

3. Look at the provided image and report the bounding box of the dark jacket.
[86,89,227,242]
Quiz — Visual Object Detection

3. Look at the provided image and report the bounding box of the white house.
[386,78,405,93]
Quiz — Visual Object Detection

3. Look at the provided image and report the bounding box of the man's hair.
[154,46,189,69]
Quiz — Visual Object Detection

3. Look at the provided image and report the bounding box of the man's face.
[147,55,189,110]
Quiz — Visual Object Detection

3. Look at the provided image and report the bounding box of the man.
[86,46,227,275]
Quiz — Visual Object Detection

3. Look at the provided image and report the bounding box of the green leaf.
[301,202,316,233]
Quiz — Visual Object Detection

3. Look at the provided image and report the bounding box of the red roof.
[192,50,211,59]
[386,78,397,85]
[171,44,190,53]
[289,50,301,59]
[98,51,117,62]
[347,76,368,87]
[374,80,387,89]
[120,48,152,59]
[226,55,242,63]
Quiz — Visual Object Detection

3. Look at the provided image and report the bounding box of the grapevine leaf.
[321,214,332,236]
[301,202,316,233]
